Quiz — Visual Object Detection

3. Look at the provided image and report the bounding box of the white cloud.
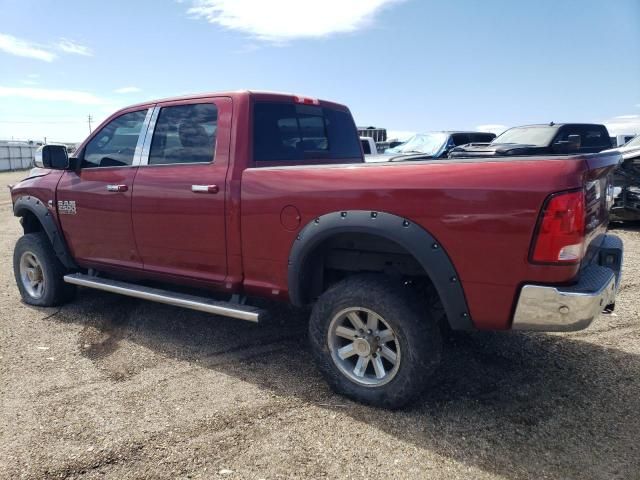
[603,114,640,136]
[114,86,142,94]
[0,86,110,105]
[57,38,93,56]
[476,124,508,135]
[0,33,56,62]
[187,0,404,42]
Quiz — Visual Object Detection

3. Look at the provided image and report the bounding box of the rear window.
[253,102,361,163]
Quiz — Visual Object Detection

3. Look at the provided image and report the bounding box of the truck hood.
[364,153,438,163]
[449,143,548,158]
[603,145,640,161]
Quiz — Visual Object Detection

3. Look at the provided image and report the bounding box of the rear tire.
[309,274,442,409]
[13,232,75,307]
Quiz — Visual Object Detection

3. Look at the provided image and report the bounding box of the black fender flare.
[287,210,473,330]
[13,195,78,270]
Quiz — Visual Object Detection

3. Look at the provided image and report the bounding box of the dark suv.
[449,123,612,158]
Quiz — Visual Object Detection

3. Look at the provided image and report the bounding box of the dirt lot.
[1,169,639,480]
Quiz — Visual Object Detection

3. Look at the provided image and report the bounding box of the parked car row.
[369,122,637,222]
[607,135,640,221]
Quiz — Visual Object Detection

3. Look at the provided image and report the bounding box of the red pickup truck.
[10,91,624,408]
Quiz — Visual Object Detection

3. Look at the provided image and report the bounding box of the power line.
[0,120,86,124]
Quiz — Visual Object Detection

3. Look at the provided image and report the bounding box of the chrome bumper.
[512,234,623,332]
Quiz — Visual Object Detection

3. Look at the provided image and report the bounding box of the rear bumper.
[512,234,623,332]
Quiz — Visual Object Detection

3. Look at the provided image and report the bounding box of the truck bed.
[240,151,620,330]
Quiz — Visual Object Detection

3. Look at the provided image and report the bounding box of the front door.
[131,98,231,285]
[56,108,151,270]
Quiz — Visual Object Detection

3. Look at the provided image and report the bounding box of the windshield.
[385,133,448,156]
[623,135,640,148]
[492,126,558,147]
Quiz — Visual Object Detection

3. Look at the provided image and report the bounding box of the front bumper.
[512,234,623,332]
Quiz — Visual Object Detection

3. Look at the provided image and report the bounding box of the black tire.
[13,232,75,307]
[309,274,442,409]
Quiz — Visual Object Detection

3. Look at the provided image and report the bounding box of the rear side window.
[149,103,217,165]
[450,133,471,146]
[253,102,361,163]
[470,133,496,143]
[361,139,371,154]
[83,109,148,168]
[555,126,612,151]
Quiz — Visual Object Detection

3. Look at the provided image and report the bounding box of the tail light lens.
[531,190,585,264]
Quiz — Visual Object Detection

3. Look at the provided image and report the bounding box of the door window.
[148,103,218,165]
[82,109,148,168]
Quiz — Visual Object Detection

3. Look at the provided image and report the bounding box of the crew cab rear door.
[131,97,232,285]
[56,107,152,269]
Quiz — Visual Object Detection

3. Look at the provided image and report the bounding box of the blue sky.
[0,0,639,143]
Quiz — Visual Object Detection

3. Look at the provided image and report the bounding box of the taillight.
[531,190,585,264]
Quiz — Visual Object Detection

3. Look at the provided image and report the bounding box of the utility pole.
[88,114,93,134]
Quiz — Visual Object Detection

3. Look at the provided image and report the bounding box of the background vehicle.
[606,135,640,221]
[360,136,378,155]
[449,123,612,158]
[9,91,623,408]
[384,131,496,157]
[610,134,637,147]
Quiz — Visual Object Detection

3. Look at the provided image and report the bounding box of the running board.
[63,273,264,323]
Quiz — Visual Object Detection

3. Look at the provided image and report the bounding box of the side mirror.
[34,145,69,170]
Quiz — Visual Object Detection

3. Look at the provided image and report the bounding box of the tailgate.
[581,151,623,267]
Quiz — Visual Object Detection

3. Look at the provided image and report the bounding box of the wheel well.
[298,232,435,303]
[19,210,44,234]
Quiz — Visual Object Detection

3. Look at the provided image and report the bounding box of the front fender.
[13,195,77,269]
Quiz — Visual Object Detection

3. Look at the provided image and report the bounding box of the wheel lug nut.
[367,329,372,335]
[375,336,380,341]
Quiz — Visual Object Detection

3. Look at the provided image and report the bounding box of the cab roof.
[123,90,348,111]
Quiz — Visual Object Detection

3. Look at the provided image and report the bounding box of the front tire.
[309,274,442,409]
[13,232,75,307]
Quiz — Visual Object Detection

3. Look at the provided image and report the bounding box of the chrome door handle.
[192,184,219,194]
[106,184,128,192]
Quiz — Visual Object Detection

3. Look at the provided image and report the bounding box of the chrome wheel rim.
[328,307,401,387]
[19,251,45,299]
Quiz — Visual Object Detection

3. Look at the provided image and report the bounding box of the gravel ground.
[1,169,639,480]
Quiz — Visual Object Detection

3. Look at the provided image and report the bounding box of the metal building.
[0,142,36,171]
[357,126,387,143]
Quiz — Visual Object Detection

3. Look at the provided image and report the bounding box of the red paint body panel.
[9,91,621,331]
[239,158,593,330]
[131,97,232,285]
[57,167,141,269]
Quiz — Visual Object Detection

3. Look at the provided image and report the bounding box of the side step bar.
[63,273,265,323]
